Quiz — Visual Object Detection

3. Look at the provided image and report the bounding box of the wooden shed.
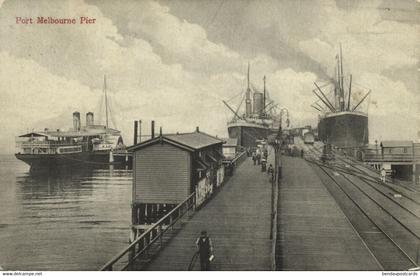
[127,129,224,226]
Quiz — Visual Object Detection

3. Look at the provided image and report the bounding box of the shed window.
[388,148,392,154]
[403,148,407,153]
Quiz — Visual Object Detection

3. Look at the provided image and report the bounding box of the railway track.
[312,162,418,270]
[319,163,420,220]
[300,145,420,270]
[307,145,420,206]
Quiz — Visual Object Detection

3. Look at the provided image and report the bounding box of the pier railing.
[223,150,247,176]
[100,192,196,271]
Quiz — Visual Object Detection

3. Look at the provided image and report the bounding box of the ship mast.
[263,75,266,117]
[312,44,370,115]
[347,74,352,111]
[339,43,345,111]
[104,75,109,129]
[245,62,252,116]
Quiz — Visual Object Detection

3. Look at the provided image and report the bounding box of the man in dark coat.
[195,230,213,270]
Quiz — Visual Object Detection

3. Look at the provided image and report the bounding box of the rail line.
[305,145,420,235]
[333,151,420,197]
[307,145,420,206]
[314,163,420,220]
[309,160,419,270]
[298,143,420,269]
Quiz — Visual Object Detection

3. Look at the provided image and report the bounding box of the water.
[0,155,132,270]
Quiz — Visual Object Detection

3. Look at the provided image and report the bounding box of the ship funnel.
[73,111,81,131]
[253,92,263,115]
[86,112,94,126]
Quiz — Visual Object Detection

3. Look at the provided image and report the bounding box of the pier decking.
[277,156,381,270]
[130,150,275,270]
[103,141,419,271]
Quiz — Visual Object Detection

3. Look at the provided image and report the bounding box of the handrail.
[100,192,196,271]
[228,151,247,167]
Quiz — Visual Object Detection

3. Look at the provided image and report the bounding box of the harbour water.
[0,155,132,270]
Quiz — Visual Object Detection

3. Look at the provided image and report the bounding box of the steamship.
[312,45,370,149]
[15,77,128,169]
[225,64,281,148]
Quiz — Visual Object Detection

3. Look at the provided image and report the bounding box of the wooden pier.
[131,146,276,270]
[101,136,420,271]
[277,156,381,270]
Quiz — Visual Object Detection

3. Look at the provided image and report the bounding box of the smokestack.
[159,126,162,136]
[138,120,142,143]
[196,126,199,132]
[86,112,94,126]
[73,111,81,131]
[151,120,155,139]
[134,120,138,144]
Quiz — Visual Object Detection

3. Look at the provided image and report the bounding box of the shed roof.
[381,140,413,148]
[128,131,224,152]
[165,132,224,150]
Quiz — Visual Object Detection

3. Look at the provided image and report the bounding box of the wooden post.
[413,143,416,185]
[159,225,163,248]
[138,120,142,143]
[131,204,138,225]
[133,120,138,145]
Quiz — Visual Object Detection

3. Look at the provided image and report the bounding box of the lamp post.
[275,108,290,181]
[270,108,289,240]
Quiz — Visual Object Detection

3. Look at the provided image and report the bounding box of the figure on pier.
[195,230,214,271]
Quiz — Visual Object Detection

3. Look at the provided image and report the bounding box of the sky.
[0,0,418,153]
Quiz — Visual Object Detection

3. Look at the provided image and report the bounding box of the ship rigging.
[312,44,371,148]
[224,63,281,148]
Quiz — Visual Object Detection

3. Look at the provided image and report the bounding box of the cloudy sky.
[0,0,418,153]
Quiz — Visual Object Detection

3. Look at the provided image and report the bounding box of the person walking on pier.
[380,167,386,183]
[267,164,274,182]
[195,230,214,271]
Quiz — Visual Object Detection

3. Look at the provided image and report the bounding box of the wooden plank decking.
[277,156,382,270]
[129,150,275,271]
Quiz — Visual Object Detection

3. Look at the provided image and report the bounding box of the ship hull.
[15,152,92,170]
[15,151,132,171]
[318,112,368,148]
[228,124,272,148]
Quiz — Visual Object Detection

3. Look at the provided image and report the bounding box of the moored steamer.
[224,64,283,148]
[15,76,129,170]
[311,45,370,149]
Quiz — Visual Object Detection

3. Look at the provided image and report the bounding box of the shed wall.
[133,143,191,204]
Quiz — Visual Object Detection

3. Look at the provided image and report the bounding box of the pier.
[135,148,275,270]
[277,156,381,270]
[101,134,420,271]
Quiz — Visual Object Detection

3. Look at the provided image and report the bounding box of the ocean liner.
[312,45,370,149]
[15,76,128,169]
[224,64,281,148]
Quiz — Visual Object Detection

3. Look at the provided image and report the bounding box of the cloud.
[160,0,419,141]
[0,0,417,155]
[0,51,101,152]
